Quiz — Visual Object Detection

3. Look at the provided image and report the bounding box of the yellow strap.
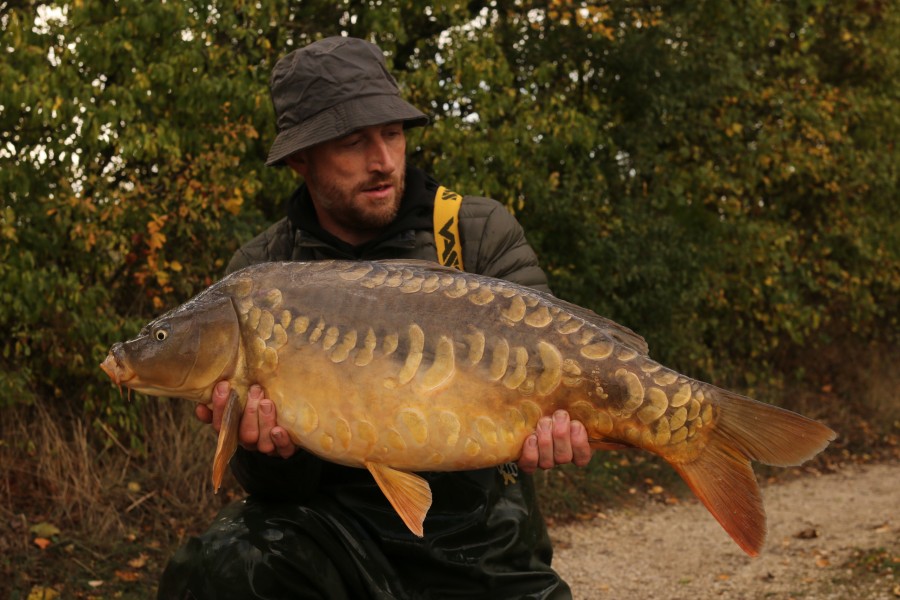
[433,186,464,270]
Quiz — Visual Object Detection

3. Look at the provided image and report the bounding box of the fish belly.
[263,342,541,471]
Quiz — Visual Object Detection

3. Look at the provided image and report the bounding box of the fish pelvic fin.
[672,389,837,556]
[365,462,433,538]
[211,389,241,493]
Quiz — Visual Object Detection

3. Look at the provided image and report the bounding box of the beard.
[308,163,406,235]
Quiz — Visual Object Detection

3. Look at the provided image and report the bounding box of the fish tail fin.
[671,389,836,556]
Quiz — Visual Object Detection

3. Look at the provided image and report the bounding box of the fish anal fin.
[365,462,433,537]
[672,443,765,556]
[212,389,241,493]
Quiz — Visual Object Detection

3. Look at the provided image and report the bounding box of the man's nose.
[368,137,396,173]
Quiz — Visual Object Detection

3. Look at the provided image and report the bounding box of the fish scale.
[101,259,836,555]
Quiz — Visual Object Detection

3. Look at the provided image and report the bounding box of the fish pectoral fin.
[365,462,433,538]
[211,389,241,493]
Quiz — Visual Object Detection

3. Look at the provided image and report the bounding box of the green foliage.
[1,0,897,441]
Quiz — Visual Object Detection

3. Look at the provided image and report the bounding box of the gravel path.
[550,461,899,599]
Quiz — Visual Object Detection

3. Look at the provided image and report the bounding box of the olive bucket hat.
[265,36,429,166]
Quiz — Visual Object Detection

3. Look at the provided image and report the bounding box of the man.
[159,36,592,599]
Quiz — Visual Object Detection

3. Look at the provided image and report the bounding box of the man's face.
[288,123,407,245]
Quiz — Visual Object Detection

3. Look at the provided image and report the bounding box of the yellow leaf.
[726,122,743,137]
[27,586,59,600]
[223,195,243,215]
[148,231,167,251]
[168,260,183,272]
[30,522,61,538]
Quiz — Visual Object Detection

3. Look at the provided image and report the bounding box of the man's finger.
[571,420,593,467]
[517,434,539,474]
[536,416,555,470]
[271,427,296,459]
[211,381,230,433]
[256,395,276,455]
[239,386,262,448]
[195,403,213,425]
[551,410,574,465]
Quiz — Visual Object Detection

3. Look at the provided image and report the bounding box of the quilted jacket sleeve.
[459,196,551,294]
[226,218,294,275]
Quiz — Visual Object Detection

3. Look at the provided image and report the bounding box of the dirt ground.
[550,461,899,600]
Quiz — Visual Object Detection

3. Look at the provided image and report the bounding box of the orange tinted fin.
[672,443,765,556]
[365,462,433,537]
[211,390,241,493]
[671,388,837,556]
[712,388,837,468]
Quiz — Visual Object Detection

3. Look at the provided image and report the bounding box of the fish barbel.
[100,259,835,555]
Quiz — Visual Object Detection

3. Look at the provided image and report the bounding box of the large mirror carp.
[101,259,836,555]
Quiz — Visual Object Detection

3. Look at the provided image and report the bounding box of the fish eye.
[155,329,168,341]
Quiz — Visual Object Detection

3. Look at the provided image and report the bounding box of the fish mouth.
[100,346,136,387]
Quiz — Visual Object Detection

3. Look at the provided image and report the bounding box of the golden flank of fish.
[100,260,836,555]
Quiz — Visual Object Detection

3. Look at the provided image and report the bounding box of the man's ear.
[284,153,308,176]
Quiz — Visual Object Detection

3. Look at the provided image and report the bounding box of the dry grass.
[0,398,240,598]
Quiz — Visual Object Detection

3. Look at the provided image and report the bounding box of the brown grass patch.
[0,398,240,598]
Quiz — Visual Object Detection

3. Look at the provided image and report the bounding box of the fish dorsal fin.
[365,462,433,537]
[211,389,241,492]
[375,258,461,273]
[375,259,650,355]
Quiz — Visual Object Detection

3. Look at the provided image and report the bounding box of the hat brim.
[266,94,428,167]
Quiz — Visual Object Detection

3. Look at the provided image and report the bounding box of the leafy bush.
[1,0,897,443]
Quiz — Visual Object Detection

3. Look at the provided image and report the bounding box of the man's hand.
[194,381,297,458]
[517,410,593,474]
